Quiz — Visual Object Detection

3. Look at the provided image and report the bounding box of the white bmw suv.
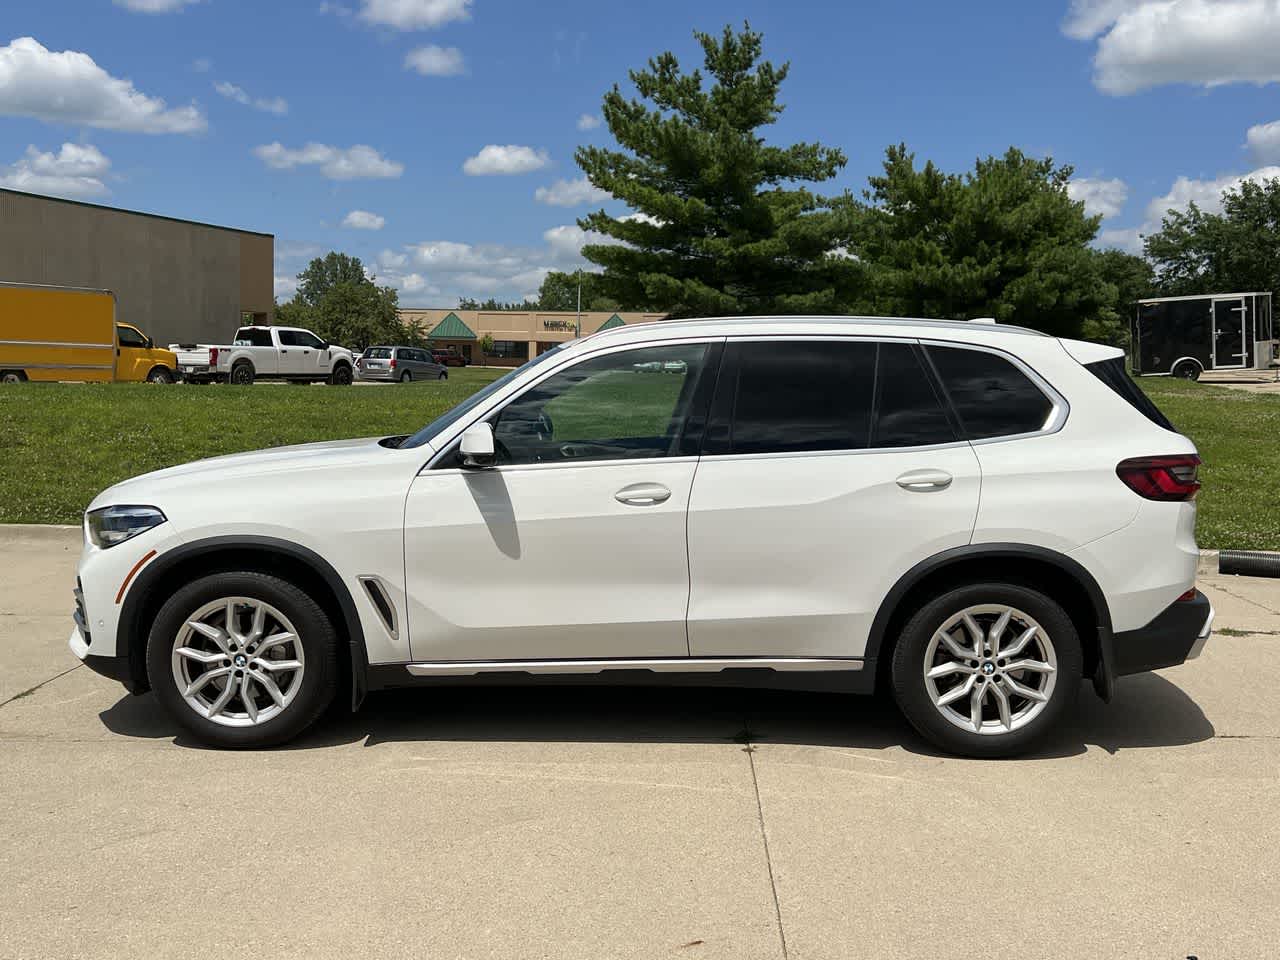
[70,317,1213,757]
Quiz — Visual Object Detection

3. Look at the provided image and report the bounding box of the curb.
[0,523,81,543]
[1198,550,1219,578]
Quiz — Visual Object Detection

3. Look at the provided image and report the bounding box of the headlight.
[85,505,167,548]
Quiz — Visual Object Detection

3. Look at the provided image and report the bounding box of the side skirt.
[365,657,877,695]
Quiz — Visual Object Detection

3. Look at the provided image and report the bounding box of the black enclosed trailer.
[1132,292,1273,378]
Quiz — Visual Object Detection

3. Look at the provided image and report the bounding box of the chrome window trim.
[421,335,726,472]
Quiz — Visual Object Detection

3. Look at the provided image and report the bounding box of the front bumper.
[69,624,144,693]
[1112,590,1214,676]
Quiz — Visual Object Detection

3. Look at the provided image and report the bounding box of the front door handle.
[896,469,953,491]
[615,482,671,506]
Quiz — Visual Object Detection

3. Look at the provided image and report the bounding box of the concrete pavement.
[2,525,1278,959]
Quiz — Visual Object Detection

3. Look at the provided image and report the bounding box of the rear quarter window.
[927,345,1055,439]
[1084,356,1176,431]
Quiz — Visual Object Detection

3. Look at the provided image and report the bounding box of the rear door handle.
[615,482,671,506]
[896,469,953,491]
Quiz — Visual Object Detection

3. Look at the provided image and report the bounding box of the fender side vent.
[358,576,398,640]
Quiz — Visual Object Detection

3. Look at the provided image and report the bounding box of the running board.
[403,657,863,677]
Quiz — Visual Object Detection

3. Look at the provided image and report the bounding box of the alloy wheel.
[171,597,305,727]
[922,604,1057,736]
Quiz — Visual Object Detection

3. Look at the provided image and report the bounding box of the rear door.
[686,337,981,660]
[1212,297,1246,368]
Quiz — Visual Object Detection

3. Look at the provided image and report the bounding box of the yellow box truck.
[0,281,178,383]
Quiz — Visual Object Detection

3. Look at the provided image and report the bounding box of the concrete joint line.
[0,663,83,711]
[742,720,789,960]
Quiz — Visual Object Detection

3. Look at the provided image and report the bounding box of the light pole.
[575,270,582,338]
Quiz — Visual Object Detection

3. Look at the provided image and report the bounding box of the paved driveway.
[2,526,1278,959]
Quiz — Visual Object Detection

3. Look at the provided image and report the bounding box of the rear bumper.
[1112,590,1214,676]
[356,369,395,381]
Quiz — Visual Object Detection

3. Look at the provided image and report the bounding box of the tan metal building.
[0,188,274,346]
[398,307,669,365]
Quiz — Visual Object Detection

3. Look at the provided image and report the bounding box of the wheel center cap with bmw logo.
[234,654,248,668]
[981,661,996,676]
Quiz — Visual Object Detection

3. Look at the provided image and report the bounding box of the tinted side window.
[234,327,272,347]
[719,341,876,455]
[276,331,300,347]
[116,325,146,347]
[927,345,1053,439]
[873,343,956,447]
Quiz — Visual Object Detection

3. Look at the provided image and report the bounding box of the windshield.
[401,344,568,449]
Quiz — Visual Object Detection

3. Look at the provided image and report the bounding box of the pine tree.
[575,23,861,317]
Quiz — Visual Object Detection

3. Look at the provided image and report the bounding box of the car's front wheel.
[146,571,339,748]
[891,582,1081,758]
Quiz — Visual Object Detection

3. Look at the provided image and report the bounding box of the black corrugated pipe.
[1219,550,1280,578]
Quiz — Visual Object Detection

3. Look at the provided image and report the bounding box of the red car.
[430,348,469,367]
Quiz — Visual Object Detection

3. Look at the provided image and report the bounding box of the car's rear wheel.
[229,361,254,385]
[1,370,27,384]
[146,571,339,748]
[890,582,1081,758]
[1172,359,1201,380]
[438,370,447,380]
[400,370,412,383]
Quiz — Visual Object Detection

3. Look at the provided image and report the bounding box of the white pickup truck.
[170,326,356,385]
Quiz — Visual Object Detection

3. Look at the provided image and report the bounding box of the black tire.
[1172,360,1201,381]
[890,582,1082,758]
[0,370,27,384]
[230,361,255,386]
[287,379,310,386]
[146,571,339,748]
[400,370,412,383]
[438,370,447,380]
[329,363,353,386]
[146,366,174,384]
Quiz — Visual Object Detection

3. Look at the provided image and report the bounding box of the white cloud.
[1065,0,1280,95]
[577,112,601,131]
[343,209,386,230]
[215,81,288,115]
[0,37,206,134]
[274,274,298,299]
[404,45,466,76]
[0,142,111,199]
[369,221,618,303]
[1096,226,1144,253]
[534,176,610,207]
[318,1,353,16]
[254,142,404,180]
[357,0,471,30]
[1246,119,1280,162]
[462,144,550,176]
[1146,165,1280,220]
[114,0,201,11]
[191,57,212,73]
[1067,176,1128,219]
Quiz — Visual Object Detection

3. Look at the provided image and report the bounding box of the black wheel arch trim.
[865,543,1117,701]
[118,535,369,709]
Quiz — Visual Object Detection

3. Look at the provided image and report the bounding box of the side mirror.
[459,421,496,469]
[146,337,154,349]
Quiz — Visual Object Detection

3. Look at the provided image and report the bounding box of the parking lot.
[2,524,1278,959]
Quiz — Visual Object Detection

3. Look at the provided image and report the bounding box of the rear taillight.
[389,357,397,369]
[1116,454,1201,502]
[209,347,219,366]
[1176,588,1198,602]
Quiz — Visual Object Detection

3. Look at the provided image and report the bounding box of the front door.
[402,340,720,662]
[1213,298,1246,368]
[114,323,150,380]
[686,338,982,659]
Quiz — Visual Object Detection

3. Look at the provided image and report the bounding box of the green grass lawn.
[0,368,505,525]
[1136,377,1280,550]
[1,367,1276,550]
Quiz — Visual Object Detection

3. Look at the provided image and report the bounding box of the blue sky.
[4,0,1280,305]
